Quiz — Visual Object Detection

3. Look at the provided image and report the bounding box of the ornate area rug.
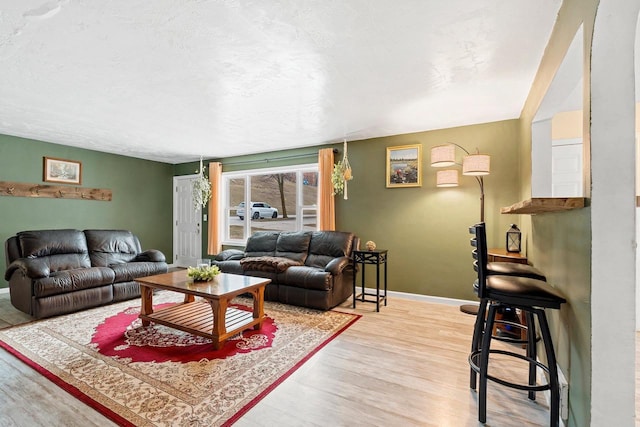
[0,291,359,426]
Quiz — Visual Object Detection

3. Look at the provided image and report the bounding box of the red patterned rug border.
[0,339,135,427]
[0,309,361,427]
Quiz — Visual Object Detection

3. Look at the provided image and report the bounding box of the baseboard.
[359,286,477,307]
[0,288,8,294]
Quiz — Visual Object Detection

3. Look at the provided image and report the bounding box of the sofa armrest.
[134,249,166,263]
[212,260,243,275]
[5,258,50,280]
[324,256,352,275]
[215,249,245,261]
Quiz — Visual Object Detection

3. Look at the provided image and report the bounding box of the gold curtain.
[207,162,223,255]
[318,148,336,230]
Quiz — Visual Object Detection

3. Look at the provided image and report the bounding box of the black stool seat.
[468,223,566,427]
[488,262,546,281]
[467,247,547,318]
[485,275,565,309]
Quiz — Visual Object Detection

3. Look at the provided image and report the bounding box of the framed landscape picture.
[43,157,82,185]
[386,144,422,188]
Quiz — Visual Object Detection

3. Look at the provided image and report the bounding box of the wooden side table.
[352,250,388,312]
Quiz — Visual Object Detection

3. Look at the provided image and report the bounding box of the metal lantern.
[506,224,521,253]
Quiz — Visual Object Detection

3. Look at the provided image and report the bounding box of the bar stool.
[468,223,566,426]
[470,235,548,385]
[462,260,546,320]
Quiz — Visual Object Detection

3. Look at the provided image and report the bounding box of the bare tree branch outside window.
[268,173,295,218]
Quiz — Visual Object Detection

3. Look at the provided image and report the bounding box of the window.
[220,164,318,245]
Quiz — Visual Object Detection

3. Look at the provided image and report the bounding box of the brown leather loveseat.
[4,229,168,318]
[213,230,359,310]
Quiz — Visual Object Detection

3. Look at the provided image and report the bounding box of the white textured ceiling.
[0,0,561,164]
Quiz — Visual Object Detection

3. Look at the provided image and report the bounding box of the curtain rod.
[221,148,339,166]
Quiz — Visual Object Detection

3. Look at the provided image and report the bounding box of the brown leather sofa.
[213,230,359,310]
[4,229,168,319]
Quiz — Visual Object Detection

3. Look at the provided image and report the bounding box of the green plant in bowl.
[187,265,221,281]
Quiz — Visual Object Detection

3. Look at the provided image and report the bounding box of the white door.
[173,175,202,267]
[551,139,583,197]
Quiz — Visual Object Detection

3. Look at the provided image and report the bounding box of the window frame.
[219,163,319,246]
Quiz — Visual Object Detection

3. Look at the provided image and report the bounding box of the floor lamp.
[430,143,490,315]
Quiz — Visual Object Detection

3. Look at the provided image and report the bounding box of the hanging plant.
[331,160,346,195]
[192,158,212,210]
[331,140,353,198]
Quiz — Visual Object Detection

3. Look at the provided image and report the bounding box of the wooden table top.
[488,248,527,260]
[136,270,271,299]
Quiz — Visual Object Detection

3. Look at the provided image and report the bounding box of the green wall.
[0,133,174,287]
[337,120,521,300]
[531,210,591,426]
[202,120,522,300]
[517,0,598,425]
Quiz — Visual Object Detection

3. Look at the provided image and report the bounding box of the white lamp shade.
[431,144,456,167]
[462,154,490,176]
[436,170,459,187]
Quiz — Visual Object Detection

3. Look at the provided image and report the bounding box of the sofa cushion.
[275,231,311,263]
[84,230,142,266]
[240,256,303,273]
[33,267,115,298]
[110,262,168,282]
[305,231,355,269]
[17,229,91,272]
[244,231,279,257]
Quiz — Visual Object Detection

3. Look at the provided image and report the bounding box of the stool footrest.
[469,349,551,392]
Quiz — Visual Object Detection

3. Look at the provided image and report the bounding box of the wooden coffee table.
[136,270,271,349]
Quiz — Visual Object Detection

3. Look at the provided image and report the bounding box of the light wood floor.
[0,291,573,426]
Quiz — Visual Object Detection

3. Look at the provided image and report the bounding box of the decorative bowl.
[187,265,221,281]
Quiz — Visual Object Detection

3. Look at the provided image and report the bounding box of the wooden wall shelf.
[0,181,112,201]
[501,197,585,214]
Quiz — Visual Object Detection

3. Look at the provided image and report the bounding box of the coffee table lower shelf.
[140,300,257,345]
